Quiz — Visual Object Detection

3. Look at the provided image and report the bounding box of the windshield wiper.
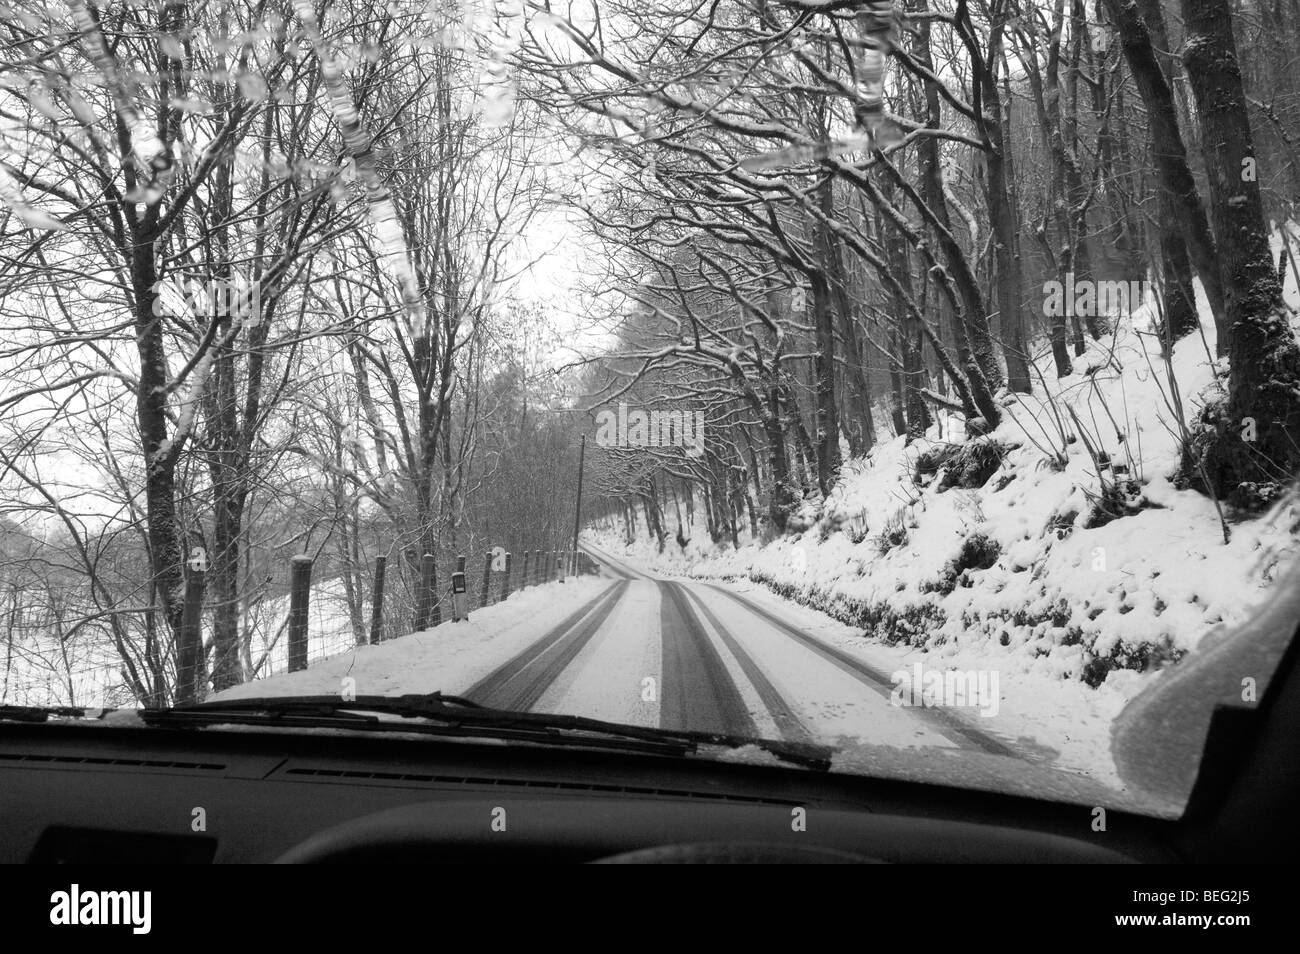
[0,705,99,723]
[139,692,833,770]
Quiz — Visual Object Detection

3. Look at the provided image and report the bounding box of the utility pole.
[571,434,585,573]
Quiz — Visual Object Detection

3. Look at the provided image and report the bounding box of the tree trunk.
[910,0,1004,393]
[1180,0,1300,502]
[1157,192,1201,344]
[1065,0,1100,346]
[967,3,1032,392]
[134,260,194,702]
[1105,0,1230,352]
[822,192,876,456]
[880,202,932,438]
[810,269,841,494]
[810,176,842,492]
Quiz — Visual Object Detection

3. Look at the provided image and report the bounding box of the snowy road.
[453,543,1014,756]
[211,544,1017,757]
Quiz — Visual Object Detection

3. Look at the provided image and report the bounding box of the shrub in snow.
[911,437,1008,491]
[750,570,807,605]
[1229,480,1285,511]
[1082,478,1155,529]
[820,507,870,544]
[1080,634,1183,689]
[928,532,1002,596]
[937,438,1009,491]
[856,600,946,646]
[873,507,910,555]
[1045,508,1078,539]
[956,530,1003,574]
[845,513,870,545]
[911,442,960,485]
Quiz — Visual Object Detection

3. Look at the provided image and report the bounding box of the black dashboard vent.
[0,752,226,771]
[281,766,796,805]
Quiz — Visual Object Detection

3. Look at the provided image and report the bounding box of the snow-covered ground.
[696,574,1125,783]
[169,560,1145,808]
[210,575,610,702]
[588,242,1300,784]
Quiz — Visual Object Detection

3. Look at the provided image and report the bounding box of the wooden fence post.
[288,555,312,673]
[520,550,532,590]
[480,551,492,609]
[415,552,434,630]
[368,555,386,644]
[501,552,513,599]
[429,555,442,626]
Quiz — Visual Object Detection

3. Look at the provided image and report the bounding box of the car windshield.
[1,0,1297,820]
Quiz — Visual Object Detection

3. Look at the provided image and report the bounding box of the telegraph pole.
[571,434,585,572]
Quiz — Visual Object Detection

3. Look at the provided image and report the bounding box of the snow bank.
[592,264,1300,711]
[211,575,611,701]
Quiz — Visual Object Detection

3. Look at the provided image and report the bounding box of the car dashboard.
[0,721,1180,864]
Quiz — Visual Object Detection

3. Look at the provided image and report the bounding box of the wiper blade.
[144,693,833,769]
[153,692,691,747]
[142,693,697,758]
[173,691,485,719]
[0,705,94,723]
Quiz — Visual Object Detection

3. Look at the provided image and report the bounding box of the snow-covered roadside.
[694,576,1129,785]
[588,256,1300,782]
[209,575,611,701]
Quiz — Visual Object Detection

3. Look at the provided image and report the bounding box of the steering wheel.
[272,804,885,864]
[589,842,886,863]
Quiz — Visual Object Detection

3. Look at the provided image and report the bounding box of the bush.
[912,443,961,484]
[927,531,1001,595]
[1230,481,1285,510]
[855,600,947,646]
[873,508,909,555]
[1081,635,1184,688]
[938,438,1009,491]
[1046,509,1078,539]
[818,509,868,544]
[954,531,1001,573]
[845,513,870,545]
[1083,478,1156,529]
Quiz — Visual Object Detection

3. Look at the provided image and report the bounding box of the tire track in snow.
[580,545,1007,755]
[678,585,814,745]
[465,581,629,710]
[579,542,654,581]
[657,581,756,737]
[704,583,1015,756]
